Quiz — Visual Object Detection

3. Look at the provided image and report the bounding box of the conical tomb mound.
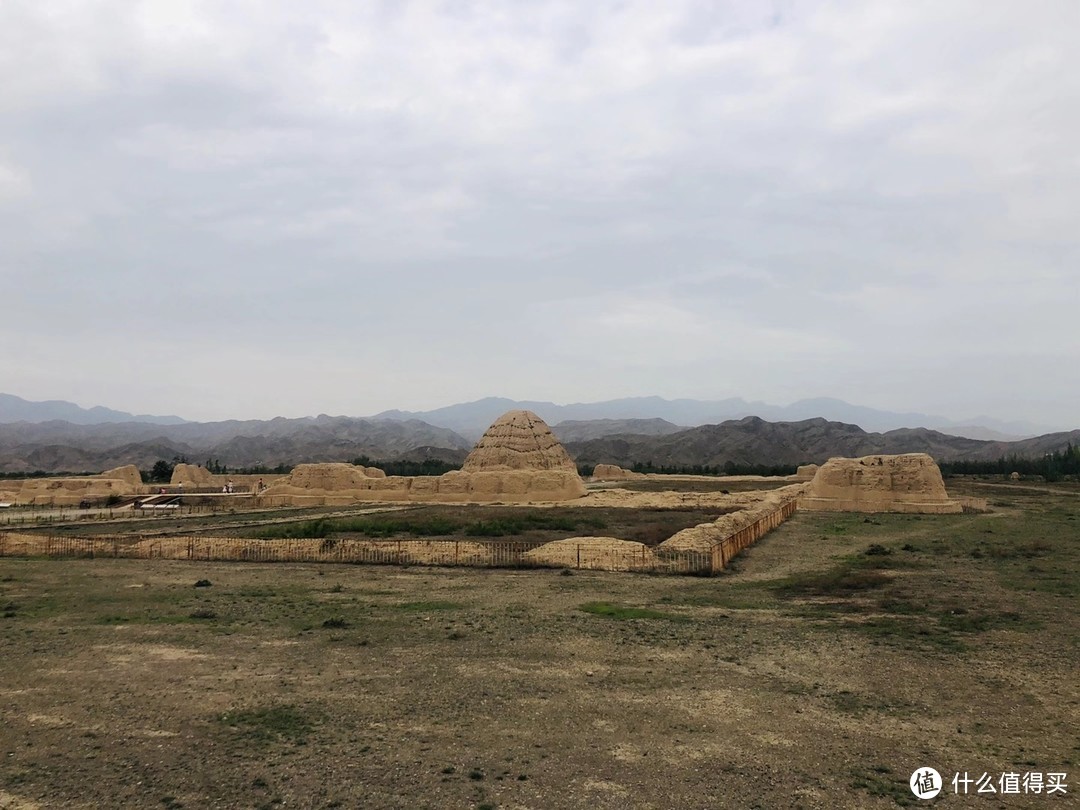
[463,410,579,473]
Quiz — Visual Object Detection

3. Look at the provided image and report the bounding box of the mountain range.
[4,392,1062,439]
[565,417,1080,469]
[0,392,1075,475]
[0,416,470,473]
[0,413,1076,476]
[373,396,1053,440]
[0,393,187,426]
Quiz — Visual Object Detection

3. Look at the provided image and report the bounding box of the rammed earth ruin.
[799,453,963,514]
[1,412,966,520]
[0,410,982,575]
[260,410,587,505]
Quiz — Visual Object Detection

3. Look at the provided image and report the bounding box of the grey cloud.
[1,1,1078,426]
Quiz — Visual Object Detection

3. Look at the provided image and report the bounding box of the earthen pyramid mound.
[800,453,961,514]
[462,410,579,473]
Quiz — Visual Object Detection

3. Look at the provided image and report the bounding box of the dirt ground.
[0,480,1077,809]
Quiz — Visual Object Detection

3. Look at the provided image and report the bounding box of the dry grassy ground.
[0,481,1077,809]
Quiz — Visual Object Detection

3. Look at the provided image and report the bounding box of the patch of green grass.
[252,516,462,539]
[938,610,1039,634]
[218,704,318,744]
[96,613,209,626]
[465,514,605,536]
[248,510,609,540]
[578,601,688,622]
[827,690,918,716]
[846,616,968,652]
[773,567,891,597]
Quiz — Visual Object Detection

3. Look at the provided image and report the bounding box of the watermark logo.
[910,767,943,799]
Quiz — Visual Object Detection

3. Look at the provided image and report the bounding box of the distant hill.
[3,411,1076,476]
[2,391,1059,438]
[371,396,1057,439]
[0,416,471,473]
[0,393,188,426]
[564,416,1080,469]
[551,418,685,443]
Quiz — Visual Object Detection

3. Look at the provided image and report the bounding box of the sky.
[2,1,1078,428]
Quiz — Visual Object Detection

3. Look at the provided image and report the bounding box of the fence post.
[576,544,581,569]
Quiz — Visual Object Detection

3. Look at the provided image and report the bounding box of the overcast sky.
[2,1,1078,427]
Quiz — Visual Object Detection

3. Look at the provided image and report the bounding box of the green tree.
[148,460,174,483]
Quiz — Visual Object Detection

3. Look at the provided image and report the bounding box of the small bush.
[194,579,212,588]
[189,609,217,620]
[321,617,348,629]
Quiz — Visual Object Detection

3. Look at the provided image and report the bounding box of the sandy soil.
[0,482,1076,809]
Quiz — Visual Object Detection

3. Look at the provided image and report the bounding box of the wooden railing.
[0,501,798,575]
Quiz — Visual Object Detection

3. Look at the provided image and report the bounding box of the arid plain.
[1,477,1076,809]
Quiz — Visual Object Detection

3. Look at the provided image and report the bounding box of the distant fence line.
[0,501,798,575]
[0,501,252,527]
[711,500,798,571]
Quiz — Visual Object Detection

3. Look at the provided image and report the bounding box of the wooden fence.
[0,501,797,575]
[710,499,798,571]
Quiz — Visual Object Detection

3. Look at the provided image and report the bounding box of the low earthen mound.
[523,537,657,571]
[172,464,214,487]
[99,465,143,487]
[463,410,579,473]
[591,464,644,481]
[260,464,585,504]
[659,485,804,553]
[256,412,586,504]
[800,453,961,514]
[12,474,143,506]
[264,463,385,495]
[792,464,819,481]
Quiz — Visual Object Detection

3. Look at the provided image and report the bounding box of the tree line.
[621,461,800,476]
[939,443,1080,482]
[352,456,461,477]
